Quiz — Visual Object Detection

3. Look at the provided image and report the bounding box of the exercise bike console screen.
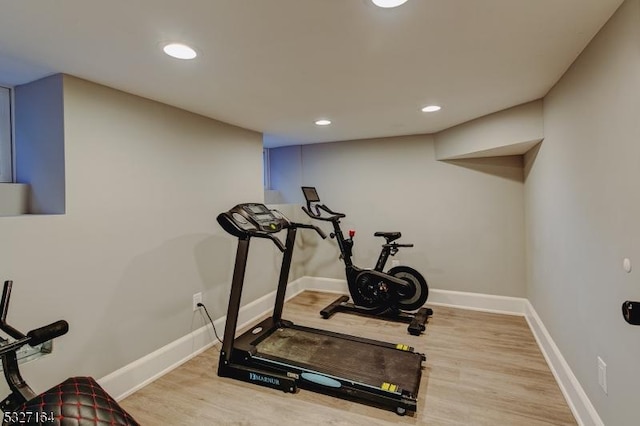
[302,186,320,203]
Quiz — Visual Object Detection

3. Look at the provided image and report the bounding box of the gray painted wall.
[272,134,526,297]
[526,1,640,424]
[0,86,11,183]
[14,74,66,214]
[0,75,281,395]
[268,145,303,204]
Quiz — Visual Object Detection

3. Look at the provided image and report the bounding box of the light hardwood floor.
[120,291,577,425]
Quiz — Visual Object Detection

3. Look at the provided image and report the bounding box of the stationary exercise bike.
[301,187,432,335]
[0,280,139,426]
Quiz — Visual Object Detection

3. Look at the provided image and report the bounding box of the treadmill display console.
[218,203,289,239]
[240,204,284,232]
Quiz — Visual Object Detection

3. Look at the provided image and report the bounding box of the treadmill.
[217,203,425,415]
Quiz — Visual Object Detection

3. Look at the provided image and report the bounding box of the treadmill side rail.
[218,356,297,394]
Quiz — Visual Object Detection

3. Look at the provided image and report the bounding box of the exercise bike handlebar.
[302,203,346,222]
[0,280,70,353]
[26,320,69,346]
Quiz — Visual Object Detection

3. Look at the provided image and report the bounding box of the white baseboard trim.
[301,276,348,294]
[428,288,526,316]
[300,276,527,316]
[99,319,217,401]
[100,275,601,426]
[99,277,307,401]
[524,301,603,426]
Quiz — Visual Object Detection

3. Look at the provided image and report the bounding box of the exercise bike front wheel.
[387,266,429,311]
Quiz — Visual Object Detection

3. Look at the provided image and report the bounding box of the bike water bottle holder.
[344,239,354,258]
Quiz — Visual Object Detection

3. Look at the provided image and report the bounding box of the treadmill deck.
[256,326,422,395]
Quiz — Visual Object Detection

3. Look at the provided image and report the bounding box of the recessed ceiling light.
[315,119,331,126]
[371,0,409,8]
[163,43,197,60]
[421,105,442,112]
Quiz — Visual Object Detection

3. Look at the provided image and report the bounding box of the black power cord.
[197,302,223,344]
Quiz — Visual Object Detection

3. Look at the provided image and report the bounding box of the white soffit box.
[434,100,543,160]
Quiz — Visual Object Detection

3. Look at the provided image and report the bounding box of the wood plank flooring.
[120,291,577,425]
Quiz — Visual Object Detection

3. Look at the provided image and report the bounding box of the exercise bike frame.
[0,281,68,412]
[301,188,432,335]
[0,280,140,426]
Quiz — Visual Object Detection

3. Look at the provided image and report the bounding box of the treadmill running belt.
[256,327,422,394]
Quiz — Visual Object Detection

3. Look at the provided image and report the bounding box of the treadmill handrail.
[264,234,286,252]
[288,222,327,239]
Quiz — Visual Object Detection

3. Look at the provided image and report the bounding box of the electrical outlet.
[391,260,400,268]
[193,292,202,311]
[597,356,607,394]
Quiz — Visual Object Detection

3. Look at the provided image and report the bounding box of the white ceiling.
[0,0,623,147]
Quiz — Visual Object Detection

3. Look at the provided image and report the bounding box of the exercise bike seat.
[374,231,401,242]
[14,376,139,426]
